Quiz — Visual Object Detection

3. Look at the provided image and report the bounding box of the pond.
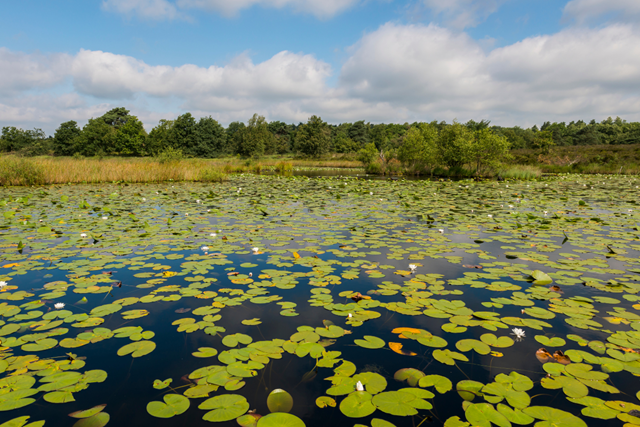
[1,174,639,427]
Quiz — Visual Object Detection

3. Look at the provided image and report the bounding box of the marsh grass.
[497,165,542,180]
[0,155,225,185]
[0,156,47,186]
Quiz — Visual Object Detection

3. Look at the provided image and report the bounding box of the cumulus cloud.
[420,0,506,29]
[563,0,640,24]
[3,22,640,133]
[0,48,70,96]
[70,49,331,107]
[102,0,359,20]
[338,22,640,124]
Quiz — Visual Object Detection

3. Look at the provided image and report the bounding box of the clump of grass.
[0,156,46,186]
[274,161,293,174]
[199,167,227,183]
[498,165,542,179]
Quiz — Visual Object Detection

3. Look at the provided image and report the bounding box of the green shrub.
[365,162,382,174]
[199,167,227,183]
[0,156,46,186]
[275,161,293,175]
[156,146,184,163]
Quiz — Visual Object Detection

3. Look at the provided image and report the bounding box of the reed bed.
[0,156,228,185]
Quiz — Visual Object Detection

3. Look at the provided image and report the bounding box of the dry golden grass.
[35,157,219,183]
[0,155,363,186]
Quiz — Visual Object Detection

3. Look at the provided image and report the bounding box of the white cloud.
[70,49,331,106]
[0,48,70,96]
[102,0,359,20]
[3,22,640,133]
[420,0,506,29]
[101,0,181,21]
[563,0,640,24]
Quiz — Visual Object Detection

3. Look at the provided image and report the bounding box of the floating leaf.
[71,412,110,427]
[256,413,305,427]
[117,340,156,358]
[199,394,249,422]
[266,389,293,413]
[354,336,385,349]
[147,394,190,418]
[69,404,107,419]
[389,342,417,356]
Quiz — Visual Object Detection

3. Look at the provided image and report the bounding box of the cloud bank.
[2,22,640,132]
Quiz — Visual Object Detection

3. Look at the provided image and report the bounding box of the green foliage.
[357,143,378,166]
[295,115,331,157]
[113,116,147,156]
[165,113,197,155]
[53,121,82,156]
[438,121,474,169]
[1,127,49,155]
[155,147,184,163]
[74,118,115,156]
[469,128,511,174]
[532,130,554,154]
[333,131,360,153]
[147,119,174,155]
[397,123,439,174]
[236,114,272,158]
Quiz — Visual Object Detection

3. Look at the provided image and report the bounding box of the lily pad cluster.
[1,174,640,426]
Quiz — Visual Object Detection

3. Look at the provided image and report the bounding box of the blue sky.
[1,0,639,134]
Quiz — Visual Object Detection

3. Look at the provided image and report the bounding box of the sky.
[1,0,640,134]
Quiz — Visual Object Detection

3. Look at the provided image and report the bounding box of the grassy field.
[0,154,364,186]
[2,145,640,186]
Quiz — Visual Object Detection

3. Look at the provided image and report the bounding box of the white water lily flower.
[54,302,65,309]
[249,272,253,277]
[487,214,493,218]
[201,246,209,251]
[210,233,217,237]
[356,381,364,391]
[252,247,259,253]
[370,192,373,195]
[409,264,417,272]
[80,233,87,238]
[438,229,444,234]
[196,199,201,204]
[511,328,525,339]
[185,213,189,216]
[142,198,146,201]
[0,281,7,289]
[102,216,108,220]
[348,313,353,318]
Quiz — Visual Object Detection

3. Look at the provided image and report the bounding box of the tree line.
[1,107,639,165]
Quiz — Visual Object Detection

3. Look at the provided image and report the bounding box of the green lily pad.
[523,406,587,427]
[266,389,293,413]
[117,340,156,358]
[256,413,305,427]
[71,412,110,427]
[199,394,249,422]
[147,394,190,418]
[339,391,376,418]
[354,335,385,349]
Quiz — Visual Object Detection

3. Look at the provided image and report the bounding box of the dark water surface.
[1,174,639,427]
